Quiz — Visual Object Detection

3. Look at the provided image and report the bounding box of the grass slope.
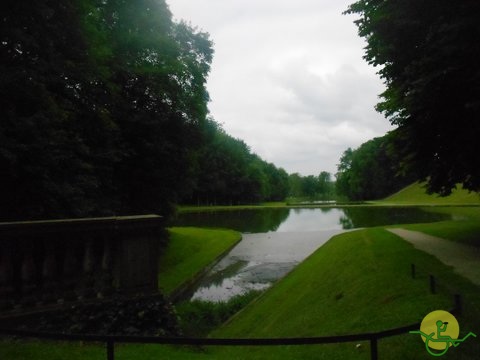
[1,227,242,360]
[3,227,479,359]
[380,182,480,205]
[381,184,480,247]
[394,206,480,248]
[159,227,241,295]
[210,228,480,359]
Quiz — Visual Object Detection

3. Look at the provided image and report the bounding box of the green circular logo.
[410,309,476,356]
[420,310,459,351]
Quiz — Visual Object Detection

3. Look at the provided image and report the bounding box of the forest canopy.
[335,133,415,201]
[0,0,291,221]
[345,0,480,195]
[1,0,213,220]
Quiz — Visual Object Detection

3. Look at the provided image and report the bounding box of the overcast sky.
[167,0,394,176]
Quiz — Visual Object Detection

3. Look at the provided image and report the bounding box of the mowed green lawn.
[3,190,480,359]
[1,227,242,360]
[210,228,480,359]
[4,226,479,359]
[159,227,241,295]
[389,206,480,248]
[379,182,480,205]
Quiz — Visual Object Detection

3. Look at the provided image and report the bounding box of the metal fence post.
[107,340,114,360]
[454,294,462,315]
[429,275,436,294]
[370,337,378,360]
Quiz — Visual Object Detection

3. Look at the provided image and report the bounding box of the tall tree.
[345,0,480,195]
[0,0,107,219]
[0,0,213,220]
[183,119,289,205]
[335,134,415,200]
[317,171,334,199]
[94,0,213,216]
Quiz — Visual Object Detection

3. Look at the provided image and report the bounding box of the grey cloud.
[167,0,394,175]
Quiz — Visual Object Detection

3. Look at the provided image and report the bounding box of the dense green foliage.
[23,295,180,336]
[335,134,414,200]
[182,119,289,205]
[0,1,290,221]
[345,0,480,196]
[288,171,335,201]
[176,290,261,336]
[0,0,213,220]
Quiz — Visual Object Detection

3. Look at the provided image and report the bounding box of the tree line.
[6,0,474,218]
[1,0,216,221]
[0,0,296,221]
[335,133,416,201]
[345,0,480,196]
[181,119,290,206]
[288,172,335,201]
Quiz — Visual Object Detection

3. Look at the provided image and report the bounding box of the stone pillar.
[114,235,160,294]
[97,237,114,298]
[0,215,164,314]
[63,243,79,302]
[41,241,57,304]
[20,245,37,307]
[78,238,96,300]
[0,247,14,310]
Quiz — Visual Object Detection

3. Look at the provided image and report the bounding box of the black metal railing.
[0,322,421,360]
[0,265,462,360]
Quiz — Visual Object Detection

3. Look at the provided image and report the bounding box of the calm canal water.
[173,207,451,233]
[173,207,451,302]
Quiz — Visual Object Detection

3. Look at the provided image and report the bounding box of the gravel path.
[387,228,480,286]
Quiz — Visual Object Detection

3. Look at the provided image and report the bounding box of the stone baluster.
[0,215,163,314]
[78,238,95,300]
[63,242,79,302]
[41,241,57,304]
[97,237,114,298]
[20,244,38,307]
[0,246,14,310]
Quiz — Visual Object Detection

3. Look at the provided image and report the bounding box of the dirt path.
[387,228,480,286]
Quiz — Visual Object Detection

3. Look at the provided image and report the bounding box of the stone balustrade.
[0,215,164,313]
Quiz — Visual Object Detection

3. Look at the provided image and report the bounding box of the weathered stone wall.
[0,215,164,313]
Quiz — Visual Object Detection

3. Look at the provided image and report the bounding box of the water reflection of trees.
[174,207,452,232]
[201,260,248,287]
[172,208,290,233]
[339,215,354,229]
[338,207,452,229]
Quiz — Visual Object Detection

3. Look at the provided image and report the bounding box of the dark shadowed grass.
[175,290,263,337]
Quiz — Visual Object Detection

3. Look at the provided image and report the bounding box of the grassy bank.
[379,182,480,205]
[3,226,479,359]
[159,227,241,296]
[209,228,480,359]
[177,202,287,213]
[394,206,480,248]
[1,227,243,360]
